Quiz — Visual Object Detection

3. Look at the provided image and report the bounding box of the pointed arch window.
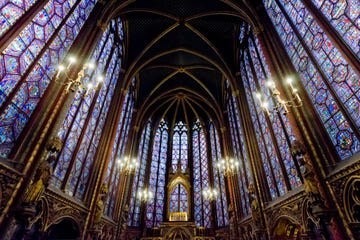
[172,121,188,172]
[0,0,97,158]
[105,77,135,218]
[50,19,124,200]
[128,120,152,226]
[146,119,168,228]
[226,85,251,217]
[193,120,211,227]
[264,0,360,160]
[239,31,303,199]
[209,122,229,227]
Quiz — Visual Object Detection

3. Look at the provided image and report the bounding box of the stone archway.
[45,218,80,240]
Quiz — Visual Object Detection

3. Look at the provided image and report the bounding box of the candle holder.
[202,187,218,201]
[55,55,103,93]
[255,77,303,116]
[216,157,240,176]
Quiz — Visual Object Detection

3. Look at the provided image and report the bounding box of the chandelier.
[117,156,139,173]
[202,187,218,201]
[217,157,240,176]
[137,188,153,203]
[55,55,103,93]
[255,77,302,116]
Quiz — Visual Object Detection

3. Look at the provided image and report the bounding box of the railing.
[169,212,188,221]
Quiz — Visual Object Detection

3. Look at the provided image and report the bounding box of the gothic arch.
[344,176,360,223]
[45,217,81,240]
[167,176,191,221]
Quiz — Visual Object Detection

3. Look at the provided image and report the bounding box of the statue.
[121,204,129,230]
[248,184,261,224]
[22,137,62,205]
[94,183,109,224]
[23,153,55,205]
[228,204,236,238]
[292,140,323,204]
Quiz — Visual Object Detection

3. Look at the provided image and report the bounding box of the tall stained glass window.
[209,122,229,227]
[146,119,168,228]
[0,0,98,158]
[50,18,124,200]
[264,0,360,160]
[226,83,251,217]
[106,77,135,218]
[193,120,211,227]
[128,120,152,226]
[239,31,302,199]
[171,121,188,172]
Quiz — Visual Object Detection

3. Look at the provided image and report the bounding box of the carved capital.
[291,140,306,157]
[253,25,264,35]
[97,20,108,32]
[47,136,63,152]
[134,126,140,132]
[232,90,239,97]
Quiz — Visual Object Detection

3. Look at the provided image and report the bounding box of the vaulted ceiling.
[116,0,262,127]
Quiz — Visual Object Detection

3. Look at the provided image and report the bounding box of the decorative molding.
[264,189,306,233]
[45,187,88,212]
[45,194,86,231]
[343,176,360,223]
[0,164,21,213]
[327,157,360,184]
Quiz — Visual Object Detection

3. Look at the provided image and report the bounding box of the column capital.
[96,20,107,32]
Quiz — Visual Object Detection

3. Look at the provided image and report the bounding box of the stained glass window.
[209,122,229,227]
[146,119,168,228]
[226,90,251,216]
[106,80,135,218]
[193,120,211,228]
[50,19,125,201]
[239,30,302,199]
[0,0,38,38]
[310,0,360,58]
[264,0,360,160]
[171,121,188,172]
[0,0,97,158]
[128,120,152,226]
[51,24,113,189]
[169,184,188,213]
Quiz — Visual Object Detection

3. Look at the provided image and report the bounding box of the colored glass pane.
[169,184,188,213]
[70,47,120,199]
[311,0,360,57]
[193,120,211,228]
[51,27,113,189]
[241,57,279,198]
[227,91,252,216]
[209,123,229,226]
[0,0,39,37]
[128,121,151,226]
[146,120,168,228]
[248,37,302,189]
[0,0,97,158]
[264,0,360,159]
[171,121,188,172]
